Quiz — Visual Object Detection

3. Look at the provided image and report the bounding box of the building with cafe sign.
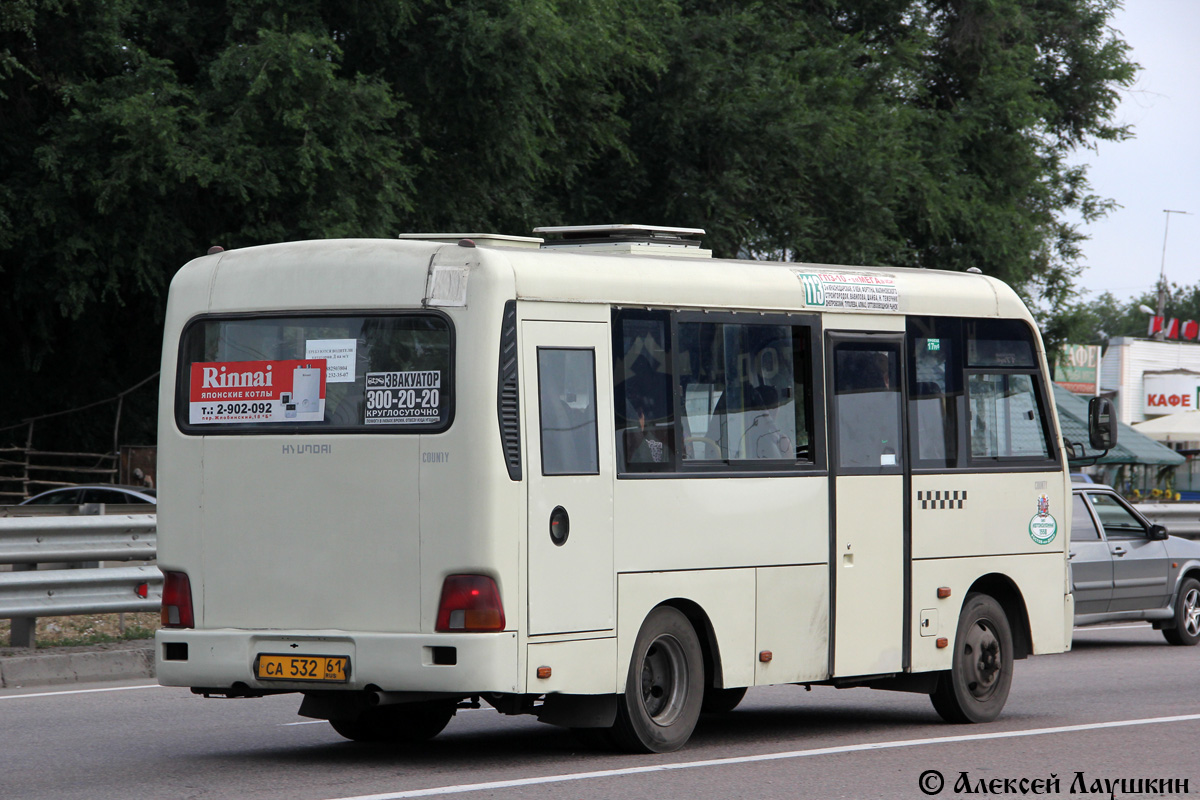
[1092,337,1200,497]
[1099,338,1200,425]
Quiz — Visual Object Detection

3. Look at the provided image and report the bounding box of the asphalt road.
[3,623,1197,800]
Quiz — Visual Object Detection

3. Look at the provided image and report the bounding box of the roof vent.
[398,233,544,249]
[532,224,710,258]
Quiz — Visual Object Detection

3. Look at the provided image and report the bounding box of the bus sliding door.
[827,334,906,677]
[522,320,615,635]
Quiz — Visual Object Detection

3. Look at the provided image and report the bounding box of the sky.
[1069,1,1200,304]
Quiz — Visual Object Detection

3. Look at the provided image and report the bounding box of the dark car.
[1071,484,1200,645]
[20,484,157,506]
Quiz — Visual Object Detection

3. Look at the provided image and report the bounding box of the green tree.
[0,0,1139,452]
[1,0,415,448]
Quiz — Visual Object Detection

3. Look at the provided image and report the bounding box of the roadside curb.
[0,641,154,689]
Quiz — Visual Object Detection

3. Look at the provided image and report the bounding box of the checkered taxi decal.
[916,490,966,510]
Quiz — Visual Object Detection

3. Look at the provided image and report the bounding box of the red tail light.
[161,571,194,629]
[436,575,505,632]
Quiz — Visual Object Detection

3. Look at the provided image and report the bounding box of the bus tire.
[930,593,1013,724]
[329,700,456,743]
[701,685,747,714]
[610,606,705,753]
[1162,577,1200,646]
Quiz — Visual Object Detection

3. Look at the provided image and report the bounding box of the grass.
[0,612,159,649]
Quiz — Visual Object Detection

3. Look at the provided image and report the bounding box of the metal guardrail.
[1133,504,1200,539]
[0,514,156,563]
[0,565,161,617]
[0,505,160,648]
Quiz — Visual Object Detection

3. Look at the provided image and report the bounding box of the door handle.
[1068,552,1076,560]
[1111,546,1127,556]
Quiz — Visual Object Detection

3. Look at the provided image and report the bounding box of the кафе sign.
[1143,370,1200,416]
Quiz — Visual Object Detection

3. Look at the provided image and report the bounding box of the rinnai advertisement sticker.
[364,371,442,425]
[190,360,327,424]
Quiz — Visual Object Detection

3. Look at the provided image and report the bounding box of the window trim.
[174,309,456,436]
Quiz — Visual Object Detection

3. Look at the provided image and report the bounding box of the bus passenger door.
[522,321,615,635]
[827,334,906,677]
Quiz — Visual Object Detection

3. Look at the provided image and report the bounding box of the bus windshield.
[176,313,453,434]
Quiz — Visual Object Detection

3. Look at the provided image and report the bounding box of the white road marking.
[0,684,163,701]
[324,713,1200,800]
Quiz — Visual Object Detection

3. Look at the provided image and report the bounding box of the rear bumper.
[155,628,520,694]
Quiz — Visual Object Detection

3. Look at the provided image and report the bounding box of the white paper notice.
[305,339,357,383]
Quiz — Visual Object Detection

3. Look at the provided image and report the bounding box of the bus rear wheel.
[930,593,1013,724]
[610,606,704,753]
[330,700,457,743]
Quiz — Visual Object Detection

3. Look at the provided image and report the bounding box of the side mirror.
[1088,396,1118,451]
[1149,524,1169,541]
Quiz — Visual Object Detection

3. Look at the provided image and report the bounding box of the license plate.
[255,654,350,683]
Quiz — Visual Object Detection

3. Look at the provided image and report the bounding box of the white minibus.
[155,225,1114,752]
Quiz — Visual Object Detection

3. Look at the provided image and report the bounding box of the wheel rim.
[1183,588,1200,637]
[960,618,1004,702]
[639,633,689,726]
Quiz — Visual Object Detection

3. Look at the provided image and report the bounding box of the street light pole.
[1155,209,1192,339]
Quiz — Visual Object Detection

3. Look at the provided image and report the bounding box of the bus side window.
[537,348,599,476]
[907,317,962,469]
[613,311,675,472]
[964,319,1054,463]
[678,320,814,465]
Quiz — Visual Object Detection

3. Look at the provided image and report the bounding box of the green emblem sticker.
[1029,494,1057,545]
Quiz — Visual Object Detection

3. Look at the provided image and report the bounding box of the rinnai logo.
[202,364,274,388]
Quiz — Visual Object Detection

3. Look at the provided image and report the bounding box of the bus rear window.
[176,313,453,434]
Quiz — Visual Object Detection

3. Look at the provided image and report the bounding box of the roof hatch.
[533,224,710,258]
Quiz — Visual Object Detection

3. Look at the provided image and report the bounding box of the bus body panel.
[909,552,1072,674]
[505,250,1020,325]
[616,569,758,692]
[156,240,526,688]
[157,628,521,693]
[911,471,1069,561]
[526,637,618,694]
[755,564,830,685]
[612,477,829,572]
[833,474,905,677]
[195,436,422,631]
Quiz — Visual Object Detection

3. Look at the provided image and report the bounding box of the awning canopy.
[1131,409,1200,442]
[1052,385,1185,466]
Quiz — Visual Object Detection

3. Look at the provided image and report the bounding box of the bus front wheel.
[930,593,1013,724]
[330,699,457,743]
[610,606,705,753]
